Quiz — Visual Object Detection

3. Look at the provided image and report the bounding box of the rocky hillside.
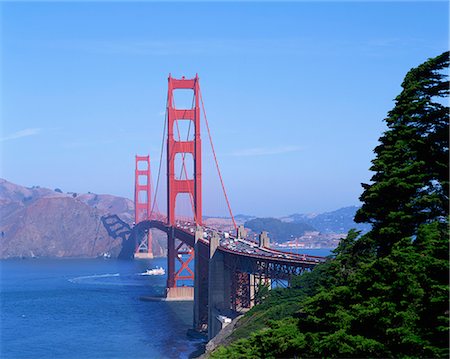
[0,179,166,259]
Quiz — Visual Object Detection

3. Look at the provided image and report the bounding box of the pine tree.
[355,51,449,255]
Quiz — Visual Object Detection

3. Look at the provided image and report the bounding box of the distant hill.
[234,214,256,223]
[244,217,316,243]
[241,206,371,244]
[285,206,371,234]
[203,214,256,226]
[0,179,166,259]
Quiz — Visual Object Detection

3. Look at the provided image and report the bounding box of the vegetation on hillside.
[289,206,372,234]
[244,217,315,242]
[211,52,449,358]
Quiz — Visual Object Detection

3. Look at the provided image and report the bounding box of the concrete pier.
[194,226,209,330]
[208,232,232,340]
[134,252,154,259]
[166,287,194,300]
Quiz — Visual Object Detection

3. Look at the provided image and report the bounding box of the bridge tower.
[166,74,202,298]
[134,155,153,259]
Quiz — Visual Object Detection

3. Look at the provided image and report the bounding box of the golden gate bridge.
[123,74,326,339]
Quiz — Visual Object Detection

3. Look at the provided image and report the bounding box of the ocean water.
[0,258,201,359]
[0,249,332,359]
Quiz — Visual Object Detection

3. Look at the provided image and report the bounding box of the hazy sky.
[1,1,448,217]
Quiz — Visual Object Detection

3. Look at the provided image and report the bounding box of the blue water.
[0,249,332,358]
[0,258,200,359]
[289,248,333,257]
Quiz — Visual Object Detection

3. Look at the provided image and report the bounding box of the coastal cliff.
[0,179,167,259]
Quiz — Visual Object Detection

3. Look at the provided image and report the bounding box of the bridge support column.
[208,232,231,340]
[194,227,209,331]
[237,225,247,239]
[258,231,270,248]
[167,227,176,289]
[165,74,199,301]
[249,274,255,308]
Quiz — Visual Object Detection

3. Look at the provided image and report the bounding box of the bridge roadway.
[136,219,326,266]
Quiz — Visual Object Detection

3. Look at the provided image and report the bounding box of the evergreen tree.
[355,52,449,255]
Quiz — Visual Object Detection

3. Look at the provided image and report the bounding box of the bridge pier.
[208,232,232,340]
[194,227,209,331]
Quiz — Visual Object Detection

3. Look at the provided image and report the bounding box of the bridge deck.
[144,220,327,266]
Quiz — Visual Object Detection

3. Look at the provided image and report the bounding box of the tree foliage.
[211,52,449,358]
[355,51,449,255]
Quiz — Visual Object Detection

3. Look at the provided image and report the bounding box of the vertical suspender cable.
[149,95,168,220]
[199,88,237,230]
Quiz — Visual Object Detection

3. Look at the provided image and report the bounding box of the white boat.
[142,267,165,276]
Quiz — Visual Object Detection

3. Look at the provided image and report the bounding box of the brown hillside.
[0,197,120,258]
[0,178,168,259]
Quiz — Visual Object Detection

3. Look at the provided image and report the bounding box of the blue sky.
[1,1,448,217]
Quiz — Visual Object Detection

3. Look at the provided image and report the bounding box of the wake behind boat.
[141,267,165,276]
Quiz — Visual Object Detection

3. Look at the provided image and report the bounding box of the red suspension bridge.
[124,74,326,339]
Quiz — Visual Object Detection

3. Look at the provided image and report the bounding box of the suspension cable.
[199,87,237,230]
[149,167,161,216]
[149,94,168,220]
